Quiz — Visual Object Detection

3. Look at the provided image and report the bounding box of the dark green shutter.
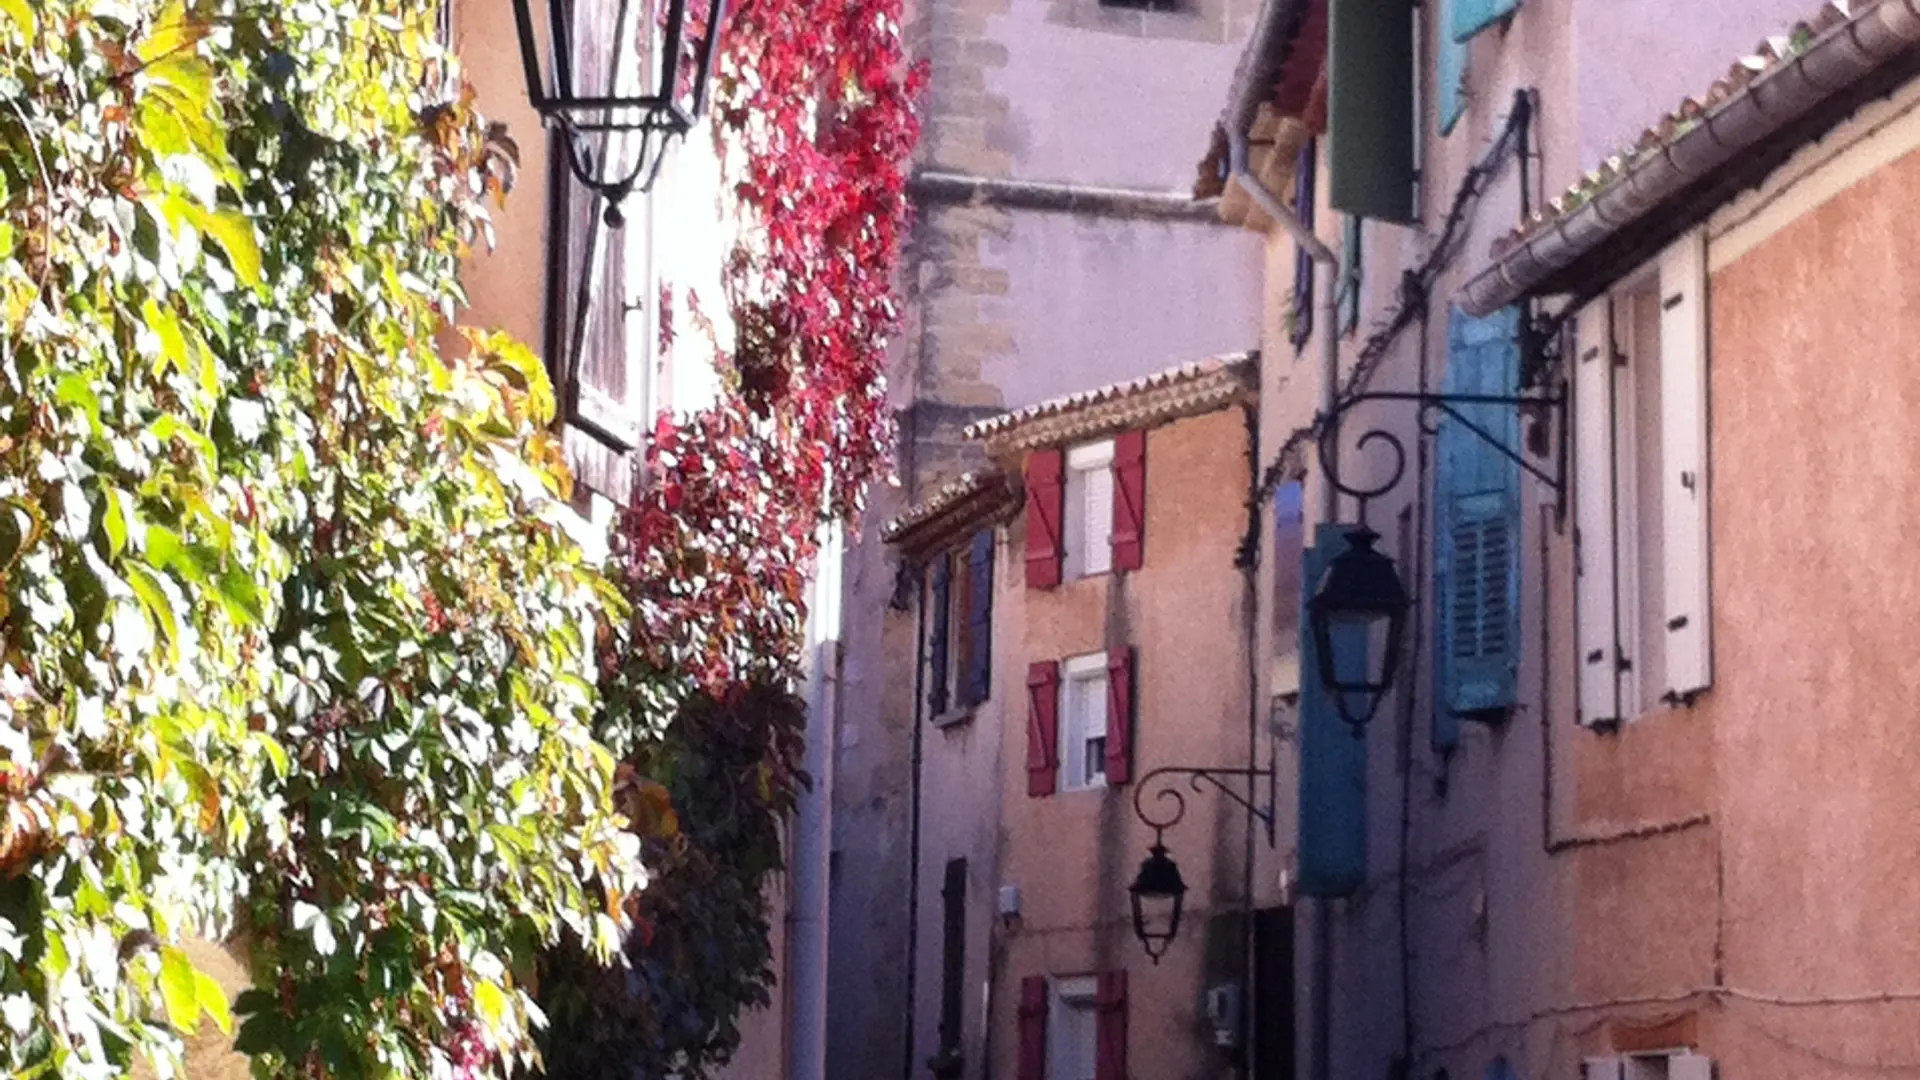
[1330,0,1417,224]
[1299,525,1367,897]
[1337,215,1363,335]
[1433,305,1522,751]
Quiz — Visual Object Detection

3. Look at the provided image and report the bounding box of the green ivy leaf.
[135,0,210,65]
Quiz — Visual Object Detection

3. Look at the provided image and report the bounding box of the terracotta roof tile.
[1492,1,1856,259]
[962,354,1258,450]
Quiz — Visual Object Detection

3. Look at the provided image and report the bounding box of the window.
[1017,973,1127,1080]
[1099,0,1178,9]
[1025,649,1132,798]
[1573,229,1712,727]
[1059,654,1109,792]
[1049,977,1100,1080]
[1064,440,1115,579]
[1025,434,1144,588]
[927,531,996,720]
[1271,479,1306,658]
[1583,1053,1711,1080]
[929,858,967,1079]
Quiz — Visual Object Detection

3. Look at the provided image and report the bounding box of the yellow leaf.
[158,947,200,1033]
[136,0,211,65]
[194,970,232,1035]
[0,0,32,40]
[191,207,262,288]
[142,297,189,377]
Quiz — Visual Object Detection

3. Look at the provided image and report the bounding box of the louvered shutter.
[558,0,642,451]
[962,531,995,706]
[1434,306,1522,738]
[1451,0,1520,42]
[1104,647,1134,786]
[1573,299,1623,727]
[1111,431,1146,572]
[929,555,952,716]
[1437,0,1469,136]
[1658,230,1712,701]
[1026,450,1066,589]
[1094,972,1128,1080]
[1027,661,1061,798]
[1017,976,1048,1080]
[1298,525,1367,897]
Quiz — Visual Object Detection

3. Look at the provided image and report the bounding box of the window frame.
[1058,653,1110,792]
[1063,439,1116,581]
[1048,976,1101,1080]
[1572,228,1712,727]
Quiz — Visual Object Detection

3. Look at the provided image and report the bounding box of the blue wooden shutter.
[1450,0,1519,42]
[962,531,994,706]
[1437,0,1469,136]
[928,554,951,716]
[1299,524,1367,897]
[1434,305,1522,749]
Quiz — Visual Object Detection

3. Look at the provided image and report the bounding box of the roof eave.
[1461,0,1920,316]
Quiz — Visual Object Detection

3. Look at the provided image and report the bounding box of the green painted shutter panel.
[1434,306,1522,734]
[1451,0,1519,42]
[1437,0,1469,136]
[1337,215,1363,335]
[1330,0,1417,224]
[1299,524,1368,897]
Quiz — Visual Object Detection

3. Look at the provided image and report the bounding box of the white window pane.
[1085,735,1106,787]
[1084,466,1114,576]
[1057,659,1108,791]
[1063,466,1089,579]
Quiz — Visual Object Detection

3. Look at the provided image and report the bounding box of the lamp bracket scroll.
[1314,388,1568,522]
[1132,763,1277,850]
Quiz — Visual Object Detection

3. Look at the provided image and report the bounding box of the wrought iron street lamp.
[1128,842,1187,964]
[511,0,728,225]
[1307,526,1411,732]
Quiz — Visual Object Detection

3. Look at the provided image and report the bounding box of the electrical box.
[1204,983,1243,1048]
[996,885,1021,921]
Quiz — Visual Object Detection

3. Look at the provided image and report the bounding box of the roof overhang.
[1196,0,1327,230]
[965,355,1258,459]
[1461,0,1920,316]
[882,471,1019,560]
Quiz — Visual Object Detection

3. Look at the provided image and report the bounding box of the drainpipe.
[1223,2,1337,522]
[1220,5,1337,1079]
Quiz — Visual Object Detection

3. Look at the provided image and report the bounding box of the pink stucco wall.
[991,406,1268,1080]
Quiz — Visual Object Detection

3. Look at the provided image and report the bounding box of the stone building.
[823,2,1264,1077]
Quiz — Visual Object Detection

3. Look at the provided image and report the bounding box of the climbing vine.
[0,2,639,1077]
[530,0,924,1076]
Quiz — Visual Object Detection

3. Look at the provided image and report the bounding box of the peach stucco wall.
[989,406,1268,1080]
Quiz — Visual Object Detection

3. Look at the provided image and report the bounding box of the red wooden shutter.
[1017,975,1049,1080]
[1104,647,1133,785]
[1095,971,1128,1080]
[1026,661,1060,797]
[1025,449,1065,589]
[1112,430,1146,572]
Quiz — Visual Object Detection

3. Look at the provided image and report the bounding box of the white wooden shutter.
[1084,465,1114,576]
[1659,229,1713,701]
[1573,300,1623,727]
[1582,1060,1625,1080]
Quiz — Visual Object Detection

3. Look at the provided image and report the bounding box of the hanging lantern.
[1129,842,1188,963]
[1308,526,1411,730]
[511,0,727,224]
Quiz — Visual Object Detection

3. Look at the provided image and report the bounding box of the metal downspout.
[1222,6,1339,1080]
